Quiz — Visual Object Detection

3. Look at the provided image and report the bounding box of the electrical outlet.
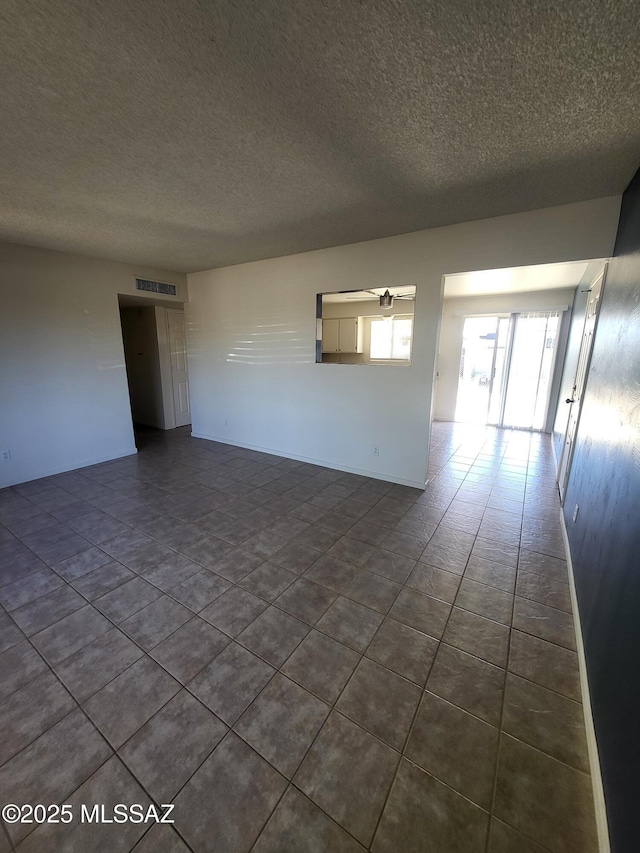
[573,504,579,522]
[372,445,380,457]
[0,449,10,463]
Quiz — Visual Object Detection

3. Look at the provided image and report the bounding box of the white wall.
[0,241,187,486]
[434,287,578,423]
[187,196,621,488]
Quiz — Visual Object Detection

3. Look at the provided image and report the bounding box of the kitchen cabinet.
[322,318,363,353]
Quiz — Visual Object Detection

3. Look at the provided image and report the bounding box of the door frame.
[557,264,608,502]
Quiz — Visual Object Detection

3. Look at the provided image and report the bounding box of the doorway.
[118,296,191,432]
[557,267,606,501]
[455,310,562,430]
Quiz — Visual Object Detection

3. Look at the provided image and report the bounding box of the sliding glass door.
[456,310,562,431]
[501,311,561,430]
[455,315,510,424]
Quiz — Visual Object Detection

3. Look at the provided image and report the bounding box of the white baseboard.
[559,511,610,853]
[190,431,427,490]
[0,447,138,488]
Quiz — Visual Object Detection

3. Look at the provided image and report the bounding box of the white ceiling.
[443,259,603,298]
[1,1,640,273]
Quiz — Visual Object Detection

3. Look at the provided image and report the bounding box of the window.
[316,286,415,365]
[370,316,413,361]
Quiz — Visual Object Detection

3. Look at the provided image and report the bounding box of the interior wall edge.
[559,509,611,853]
[190,431,427,490]
[0,447,138,490]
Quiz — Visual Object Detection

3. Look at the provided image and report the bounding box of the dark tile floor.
[0,422,598,852]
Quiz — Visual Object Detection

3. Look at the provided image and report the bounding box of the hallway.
[0,423,597,851]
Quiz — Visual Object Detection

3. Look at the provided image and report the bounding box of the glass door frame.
[500,310,563,432]
[456,309,565,432]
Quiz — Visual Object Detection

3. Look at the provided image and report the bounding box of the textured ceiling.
[1,0,640,273]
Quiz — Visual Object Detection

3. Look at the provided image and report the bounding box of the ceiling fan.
[345,288,416,309]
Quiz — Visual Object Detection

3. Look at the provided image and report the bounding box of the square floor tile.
[183,536,234,571]
[237,606,310,666]
[406,691,499,808]
[0,567,64,611]
[23,527,90,565]
[316,596,382,653]
[455,577,514,624]
[443,606,510,667]
[131,825,191,852]
[418,541,469,575]
[343,570,401,614]
[54,627,144,702]
[365,617,438,685]
[406,562,461,603]
[94,576,163,623]
[0,709,111,845]
[242,530,290,559]
[516,568,572,612]
[194,546,263,582]
[31,604,112,664]
[188,641,275,725]
[168,568,231,611]
[381,530,428,560]
[234,673,329,777]
[0,670,76,765]
[326,536,374,568]
[427,643,505,725]
[0,639,49,701]
[336,658,421,750]
[303,554,359,593]
[270,541,321,574]
[513,596,576,650]
[83,656,181,748]
[173,732,287,853]
[364,549,416,583]
[372,757,489,852]
[295,711,399,846]
[119,689,227,802]
[151,616,229,683]
[10,586,86,636]
[120,595,192,651]
[508,630,581,701]
[53,547,114,581]
[502,672,589,772]
[464,555,517,592]
[282,630,360,704]
[253,786,365,852]
[274,577,337,625]
[142,553,202,592]
[472,538,519,569]
[388,587,451,638]
[518,549,568,582]
[17,755,151,853]
[239,562,297,601]
[488,818,547,852]
[200,586,268,636]
[494,733,597,852]
[70,560,135,600]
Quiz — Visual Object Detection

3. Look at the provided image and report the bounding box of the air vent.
[135,278,177,296]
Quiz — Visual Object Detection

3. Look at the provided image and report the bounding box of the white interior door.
[166,310,191,427]
[557,267,606,501]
